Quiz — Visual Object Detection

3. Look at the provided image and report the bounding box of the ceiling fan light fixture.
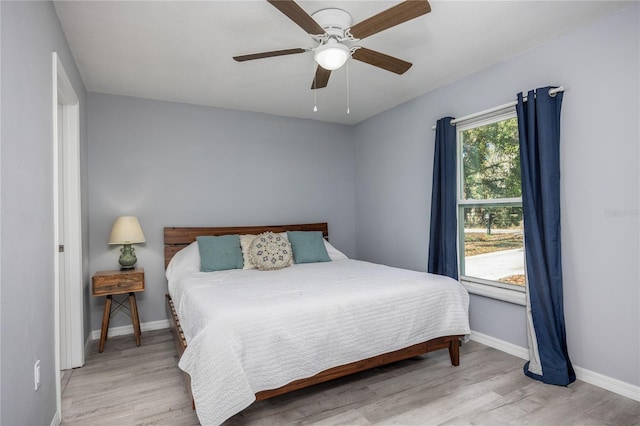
[315,40,350,71]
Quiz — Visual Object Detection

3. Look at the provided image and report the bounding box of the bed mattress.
[168,259,470,425]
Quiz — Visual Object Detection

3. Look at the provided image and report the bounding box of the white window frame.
[456,108,526,305]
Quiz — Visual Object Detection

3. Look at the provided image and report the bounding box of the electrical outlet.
[34,360,41,391]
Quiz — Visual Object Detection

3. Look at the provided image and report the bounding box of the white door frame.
[53,52,84,417]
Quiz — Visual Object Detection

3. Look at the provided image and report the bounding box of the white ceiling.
[53,1,628,125]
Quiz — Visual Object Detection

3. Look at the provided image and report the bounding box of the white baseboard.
[469,330,640,402]
[84,333,92,361]
[573,365,640,402]
[90,319,170,341]
[50,410,61,426]
[470,330,529,360]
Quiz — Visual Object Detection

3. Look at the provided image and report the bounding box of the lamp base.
[118,244,138,270]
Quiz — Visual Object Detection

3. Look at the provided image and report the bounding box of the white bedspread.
[168,259,470,425]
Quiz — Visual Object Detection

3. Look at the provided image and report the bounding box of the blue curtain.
[516,87,575,386]
[428,117,458,280]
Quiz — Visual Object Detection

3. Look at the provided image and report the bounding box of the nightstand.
[92,268,145,352]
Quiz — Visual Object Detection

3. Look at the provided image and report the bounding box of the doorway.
[53,53,84,417]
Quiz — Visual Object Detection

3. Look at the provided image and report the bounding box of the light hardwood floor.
[61,329,640,425]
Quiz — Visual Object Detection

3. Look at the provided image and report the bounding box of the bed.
[164,223,470,425]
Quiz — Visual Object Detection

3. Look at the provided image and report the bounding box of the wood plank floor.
[61,329,640,425]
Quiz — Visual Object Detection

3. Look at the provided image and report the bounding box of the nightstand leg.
[99,295,112,353]
[129,292,141,346]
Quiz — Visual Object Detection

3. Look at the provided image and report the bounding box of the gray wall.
[0,1,89,424]
[354,3,639,387]
[87,94,356,331]
[0,2,635,423]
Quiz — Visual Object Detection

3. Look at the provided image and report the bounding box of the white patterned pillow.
[249,232,293,271]
[240,234,257,270]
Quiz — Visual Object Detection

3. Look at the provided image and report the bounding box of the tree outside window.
[458,112,525,289]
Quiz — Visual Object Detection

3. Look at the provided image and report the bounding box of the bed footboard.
[165,294,462,410]
[255,333,463,401]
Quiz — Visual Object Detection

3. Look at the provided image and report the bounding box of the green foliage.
[461,117,523,229]
[462,117,521,200]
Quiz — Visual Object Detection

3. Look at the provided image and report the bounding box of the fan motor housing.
[311,8,353,37]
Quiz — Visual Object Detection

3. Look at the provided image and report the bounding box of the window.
[457,110,525,292]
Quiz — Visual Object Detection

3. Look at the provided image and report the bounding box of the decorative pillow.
[287,231,331,264]
[249,232,293,271]
[240,234,258,270]
[196,235,244,272]
[279,232,347,260]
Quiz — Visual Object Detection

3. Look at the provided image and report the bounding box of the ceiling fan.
[233,0,432,90]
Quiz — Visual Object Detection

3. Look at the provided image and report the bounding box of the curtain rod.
[431,86,564,130]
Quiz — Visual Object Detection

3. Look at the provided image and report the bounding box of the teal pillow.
[287,231,331,264]
[196,235,244,272]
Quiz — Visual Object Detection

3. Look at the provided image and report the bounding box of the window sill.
[461,280,526,306]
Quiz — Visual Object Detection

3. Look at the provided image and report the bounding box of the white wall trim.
[470,330,529,359]
[462,281,526,306]
[52,51,84,422]
[54,53,84,370]
[470,330,640,402]
[49,410,61,426]
[84,333,93,361]
[90,319,170,341]
[573,365,640,402]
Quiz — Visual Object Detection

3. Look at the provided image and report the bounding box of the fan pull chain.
[313,58,318,112]
[346,61,350,115]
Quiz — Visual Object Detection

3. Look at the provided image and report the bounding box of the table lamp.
[108,216,145,270]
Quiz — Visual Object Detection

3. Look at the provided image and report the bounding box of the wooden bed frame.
[164,223,463,408]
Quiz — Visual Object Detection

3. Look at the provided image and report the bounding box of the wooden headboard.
[164,222,329,268]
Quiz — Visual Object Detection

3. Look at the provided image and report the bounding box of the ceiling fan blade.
[267,0,325,35]
[352,47,412,74]
[233,48,306,62]
[311,66,331,90]
[349,0,431,40]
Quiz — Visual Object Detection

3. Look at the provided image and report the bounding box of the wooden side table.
[92,268,145,352]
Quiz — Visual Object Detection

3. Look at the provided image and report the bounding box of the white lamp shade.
[314,41,350,71]
[108,216,146,244]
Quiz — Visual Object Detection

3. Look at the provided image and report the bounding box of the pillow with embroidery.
[240,234,258,270]
[249,232,293,271]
